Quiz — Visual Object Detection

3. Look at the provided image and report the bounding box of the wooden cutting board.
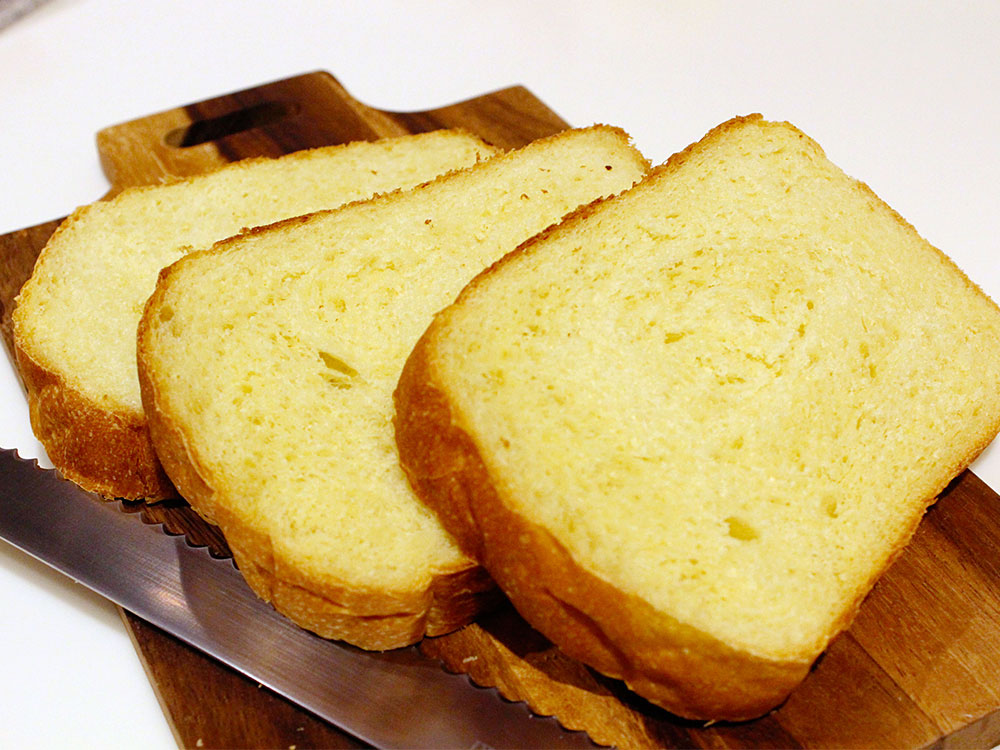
[2,71,1000,749]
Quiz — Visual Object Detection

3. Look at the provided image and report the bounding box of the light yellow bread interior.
[394,115,1000,717]
[12,129,496,500]
[137,125,650,649]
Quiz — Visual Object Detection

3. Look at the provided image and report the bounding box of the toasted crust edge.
[137,257,500,651]
[10,206,177,501]
[13,336,175,501]
[394,321,813,720]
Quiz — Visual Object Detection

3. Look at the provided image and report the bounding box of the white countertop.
[1,1,998,747]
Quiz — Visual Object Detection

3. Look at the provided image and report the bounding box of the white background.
[1,1,998,747]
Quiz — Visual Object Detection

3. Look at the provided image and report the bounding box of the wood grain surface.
[2,71,1000,749]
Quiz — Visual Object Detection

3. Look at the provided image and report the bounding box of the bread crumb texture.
[429,116,1000,662]
[14,130,495,415]
[139,126,648,639]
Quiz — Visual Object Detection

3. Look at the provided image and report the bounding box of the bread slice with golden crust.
[136,125,649,649]
[12,130,498,501]
[394,115,1000,717]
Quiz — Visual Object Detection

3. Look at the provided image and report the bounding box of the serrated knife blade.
[0,447,595,749]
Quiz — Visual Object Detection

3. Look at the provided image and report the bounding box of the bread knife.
[0,447,596,749]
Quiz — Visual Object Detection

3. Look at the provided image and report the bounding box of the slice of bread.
[394,115,1000,718]
[136,125,650,649]
[12,130,497,501]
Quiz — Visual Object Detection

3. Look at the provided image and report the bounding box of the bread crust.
[14,338,175,500]
[10,208,176,501]
[395,326,812,720]
[138,267,500,650]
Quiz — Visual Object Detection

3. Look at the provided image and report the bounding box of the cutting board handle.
[94,71,395,193]
[160,99,301,148]
[94,70,568,196]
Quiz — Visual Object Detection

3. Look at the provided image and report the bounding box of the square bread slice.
[136,125,650,649]
[13,129,497,501]
[393,115,1000,718]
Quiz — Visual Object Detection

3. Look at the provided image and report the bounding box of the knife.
[0,447,596,748]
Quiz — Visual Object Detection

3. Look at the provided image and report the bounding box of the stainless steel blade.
[0,447,596,749]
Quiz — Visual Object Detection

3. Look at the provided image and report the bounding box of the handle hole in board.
[163,100,301,148]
